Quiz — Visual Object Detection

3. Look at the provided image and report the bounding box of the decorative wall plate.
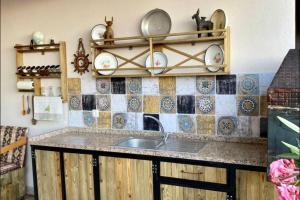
[69,95,82,110]
[196,76,215,94]
[127,78,142,94]
[239,96,257,115]
[83,112,95,127]
[91,24,106,44]
[95,52,118,75]
[96,78,111,94]
[127,96,142,112]
[112,113,127,129]
[196,96,214,114]
[160,96,175,113]
[205,44,224,72]
[178,115,195,133]
[210,9,226,37]
[217,116,236,135]
[145,52,168,74]
[96,95,111,111]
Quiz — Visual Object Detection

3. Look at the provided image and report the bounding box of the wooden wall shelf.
[15,42,68,102]
[90,27,230,77]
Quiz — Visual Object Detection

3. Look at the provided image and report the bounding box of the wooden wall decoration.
[72,38,91,75]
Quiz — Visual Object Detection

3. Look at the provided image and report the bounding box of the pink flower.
[269,159,298,185]
[276,184,300,200]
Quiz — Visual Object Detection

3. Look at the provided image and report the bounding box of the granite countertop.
[30,128,268,167]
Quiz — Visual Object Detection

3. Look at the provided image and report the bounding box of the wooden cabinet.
[236,170,277,200]
[35,150,62,200]
[64,153,94,200]
[99,156,153,200]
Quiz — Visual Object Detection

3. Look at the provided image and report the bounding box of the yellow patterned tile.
[159,77,176,95]
[143,96,160,113]
[68,78,81,95]
[98,112,111,129]
[196,115,215,135]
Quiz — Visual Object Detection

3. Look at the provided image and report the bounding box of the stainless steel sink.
[114,137,206,153]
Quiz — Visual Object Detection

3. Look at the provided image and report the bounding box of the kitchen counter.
[30,128,268,167]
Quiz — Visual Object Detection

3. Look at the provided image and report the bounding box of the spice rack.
[90,27,230,77]
[14,42,68,102]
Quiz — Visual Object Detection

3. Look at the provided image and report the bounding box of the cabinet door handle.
[180,170,203,175]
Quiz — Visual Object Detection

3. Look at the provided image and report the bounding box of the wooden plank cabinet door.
[64,153,94,200]
[99,157,153,200]
[236,170,277,200]
[35,150,62,200]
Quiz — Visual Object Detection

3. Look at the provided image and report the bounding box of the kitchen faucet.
[144,115,169,148]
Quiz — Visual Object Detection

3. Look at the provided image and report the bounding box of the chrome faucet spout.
[144,115,168,145]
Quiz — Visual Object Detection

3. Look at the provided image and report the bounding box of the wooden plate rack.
[90,27,230,77]
[14,42,68,102]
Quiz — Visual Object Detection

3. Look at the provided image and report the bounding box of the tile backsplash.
[68,73,275,137]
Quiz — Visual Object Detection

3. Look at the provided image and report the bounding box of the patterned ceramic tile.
[260,96,268,116]
[177,95,195,114]
[177,115,195,133]
[127,113,143,130]
[143,114,159,131]
[68,110,84,127]
[216,75,236,94]
[215,95,237,116]
[96,78,111,94]
[126,78,142,94]
[142,77,159,95]
[83,111,96,127]
[143,96,160,113]
[195,96,215,114]
[82,95,96,111]
[96,95,111,111]
[98,112,111,129]
[159,77,176,95]
[160,96,176,113]
[237,96,259,116]
[112,113,127,129]
[217,116,238,136]
[176,77,196,95]
[160,114,177,133]
[196,76,215,94]
[68,95,82,110]
[81,77,96,94]
[68,78,81,94]
[236,116,260,137]
[111,78,126,94]
[127,95,142,112]
[196,115,215,135]
[260,117,268,138]
[111,95,127,112]
[238,74,259,95]
[259,73,275,95]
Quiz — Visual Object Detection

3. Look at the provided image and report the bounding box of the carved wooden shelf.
[90,27,230,77]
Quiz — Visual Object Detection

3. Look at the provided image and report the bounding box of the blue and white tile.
[111,94,127,112]
[126,112,143,130]
[160,114,177,133]
[176,77,196,95]
[68,110,84,127]
[237,74,259,95]
[177,114,196,133]
[259,73,275,95]
[216,116,238,136]
[142,77,159,95]
[215,95,237,116]
[112,112,127,129]
[81,77,97,94]
[83,111,96,127]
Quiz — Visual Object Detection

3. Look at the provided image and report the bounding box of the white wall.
[1,0,295,192]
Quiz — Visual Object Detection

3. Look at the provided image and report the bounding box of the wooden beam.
[0,137,27,155]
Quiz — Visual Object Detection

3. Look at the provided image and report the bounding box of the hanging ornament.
[71,38,91,75]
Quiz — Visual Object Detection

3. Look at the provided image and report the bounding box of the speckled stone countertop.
[30,128,268,167]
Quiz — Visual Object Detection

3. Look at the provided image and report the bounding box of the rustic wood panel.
[161,162,227,184]
[0,167,25,200]
[236,170,277,200]
[35,150,62,200]
[161,184,226,200]
[99,156,153,200]
[64,153,94,200]
[59,41,68,103]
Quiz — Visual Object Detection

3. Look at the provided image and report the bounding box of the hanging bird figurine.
[71,38,92,75]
